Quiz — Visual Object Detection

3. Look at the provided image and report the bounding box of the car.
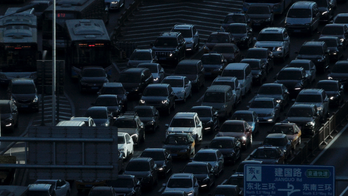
[127,48,157,68]
[118,68,153,97]
[134,105,159,132]
[78,66,109,93]
[269,123,302,150]
[221,23,254,48]
[208,136,241,164]
[84,106,111,127]
[246,146,286,164]
[70,116,96,127]
[163,173,199,196]
[248,97,280,124]
[192,149,224,176]
[254,27,291,61]
[88,186,116,196]
[7,78,39,112]
[162,76,192,102]
[211,76,242,104]
[332,13,348,28]
[245,48,274,73]
[274,67,310,98]
[294,89,330,122]
[182,162,215,190]
[222,12,249,24]
[220,175,244,195]
[240,58,267,85]
[216,120,252,149]
[34,179,70,196]
[212,185,241,196]
[140,148,173,178]
[152,32,186,64]
[174,59,205,91]
[137,63,165,83]
[203,32,234,53]
[124,157,158,190]
[106,175,141,196]
[286,59,317,84]
[284,104,321,136]
[162,133,196,160]
[316,80,344,107]
[296,41,330,73]
[251,83,290,111]
[314,0,335,22]
[211,43,242,63]
[328,60,348,90]
[246,4,274,28]
[165,112,203,143]
[319,24,348,49]
[112,112,145,145]
[318,36,344,62]
[231,110,259,135]
[263,133,293,159]
[139,84,176,115]
[189,106,219,133]
[98,82,128,111]
[118,132,134,160]
[105,0,125,10]
[91,94,122,118]
[171,24,200,53]
[201,53,227,77]
[161,191,188,196]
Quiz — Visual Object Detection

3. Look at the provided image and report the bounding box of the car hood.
[255,41,284,47]
[12,93,36,101]
[248,14,271,19]
[201,102,224,110]
[217,132,245,138]
[105,0,120,2]
[200,117,212,124]
[123,171,150,178]
[325,91,339,97]
[154,160,165,167]
[248,108,274,115]
[128,60,152,67]
[286,117,314,123]
[80,77,106,83]
[231,33,247,39]
[297,54,323,60]
[202,63,224,67]
[193,174,210,181]
[167,127,195,133]
[286,17,311,24]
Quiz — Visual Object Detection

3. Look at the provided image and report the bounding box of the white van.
[221,63,252,97]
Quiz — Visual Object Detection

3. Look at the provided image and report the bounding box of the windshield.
[319,38,338,47]
[253,149,280,159]
[258,86,282,94]
[246,50,267,58]
[224,15,246,23]
[210,140,233,148]
[130,52,152,60]
[287,9,311,18]
[118,136,125,144]
[95,97,118,106]
[288,62,310,70]
[232,113,253,121]
[264,138,287,146]
[258,33,284,41]
[332,64,348,73]
[175,65,197,74]
[296,94,322,102]
[82,69,105,77]
[135,108,153,117]
[322,26,344,35]
[143,87,168,96]
[313,0,328,7]
[141,151,164,160]
[207,34,230,43]
[229,26,246,34]
[317,83,338,91]
[167,179,192,188]
[100,87,125,94]
[334,16,348,23]
[11,84,35,94]
[287,107,313,117]
[170,119,195,127]
[85,109,106,119]
[194,153,217,161]
[271,126,294,134]
[172,29,191,38]
[126,161,149,171]
[114,119,137,128]
[190,109,212,117]
[184,165,208,174]
[212,46,235,53]
[250,100,274,108]
[222,70,244,80]
[201,55,222,64]
[247,6,270,14]
[137,64,158,72]
[154,38,178,47]
[165,135,190,145]
[203,92,225,103]
[212,81,235,89]
[220,123,244,132]
[162,79,183,87]
[277,70,302,80]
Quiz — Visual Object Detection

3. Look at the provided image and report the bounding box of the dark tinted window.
[220,123,244,132]
[143,87,168,96]
[201,55,222,64]
[141,151,165,160]
[246,50,267,58]
[322,26,344,35]
[258,33,284,41]
[183,165,208,174]
[194,152,217,161]
[167,179,192,188]
[287,8,311,18]
[170,119,195,127]
[296,94,322,102]
[334,16,348,23]
[288,62,310,70]
[222,69,244,80]
[242,61,260,70]
[126,161,150,171]
[172,29,191,37]
[250,100,274,108]
[175,65,198,74]
[95,97,118,106]
[165,135,190,144]
[287,107,313,117]
[319,38,338,47]
[154,37,178,47]
[232,113,253,121]
[228,26,246,34]
[100,86,125,94]
[114,119,137,128]
[118,136,125,144]
[212,81,235,89]
[135,108,153,117]
[119,73,140,83]
[207,34,230,43]
[271,126,294,134]
[212,46,235,53]
[253,149,279,159]
[258,86,282,94]
[264,138,287,146]
[162,79,183,87]
[11,84,35,94]
[138,64,158,72]
[332,64,348,73]
[210,139,233,148]
[190,108,212,117]
[112,178,134,188]
[277,70,302,80]
[85,109,107,119]
[203,92,225,103]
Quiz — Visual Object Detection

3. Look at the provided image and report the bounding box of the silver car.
[162,76,192,102]
[254,27,291,61]
[163,173,199,196]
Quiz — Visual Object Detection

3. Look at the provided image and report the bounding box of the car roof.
[273,122,296,127]
[256,146,279,150]
[82,66,105,70]
[241,58,262,63]
[210,31,230,36]
[11,78,35,84]
[138,63,160,67]
[28,184,52,191]
[118,132,130,136]
[291,1,316,9]
[122,68,148,73]
[213,76,237,82]
[87,106,108,111]
[225,63,249,70]
[224,120,245,124]
[164,76,185,80]
[266,133,287,139]
[133,48,152,53]
[212,136,236,141]
[102,82,123,87]
[56,120,85,126]
[173,24,194,29]
[134,105,155,110]
[169,173,194,179]
[289,59,312,64]
[202,53,223,57]
[248,47,269,52]
[253,97,275,102]
[227,23,247,27]
[186,162,210,167]
[298,88,324,94]
[197,148,219,153]
[260,27,285,34]
[190,105,213,110]
[129,157,153,162]
[317,80,339,84]
[318,36,340,41]
[116,174,136,180]
[233,110,255,115]
[177,59,201,65]
[160,32,181,37]
[303,41,325,46]
[146,83,170,88]
[290,104,316,109]
[174,112,197,119]
[260,83,283,88]
[323,24,345,28]
[97,94,118,99]
[280,67,304,72]
[206,85,231,92]
[335,13,348,17]
[213,43,237,47]
[143,148,166,152]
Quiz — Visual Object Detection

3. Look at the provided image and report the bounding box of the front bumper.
[286,25,312,34]
[15,101,39,111]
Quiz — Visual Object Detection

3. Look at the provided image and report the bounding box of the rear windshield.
[203,92,225,103]
[222,69,244,80]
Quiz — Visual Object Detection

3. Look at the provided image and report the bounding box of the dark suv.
[296,41,330,73]
[274,67,309,98]
[174,60,205,91]
[118,68,153,97]
[8,78,39,112]
[152,32,186,64]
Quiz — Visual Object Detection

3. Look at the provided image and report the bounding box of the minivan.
[285,1,320,35]
[202,85,235,119]
[221,63,252,97]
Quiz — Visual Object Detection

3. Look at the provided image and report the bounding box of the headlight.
[153,77,159,82]
[330,96,335,100]
[162,100,168,104]
[306,121,315,126]
[188,191,194,196]
[33,96,38,103]
[158,167,164,171]
[169,53,173,57]
[139,99,145,104]
[294,87,302,90]
[322,11,328,15]
[276,99,281,103]
[328,76,333,80]
[241,136,247,141]
[111,1,118,4]
[317,107,322,111]
[332,52,337,55]
[276,47,283,51]
[340,38,345,43]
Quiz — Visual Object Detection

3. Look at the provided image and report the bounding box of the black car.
[315,0,334,22]
[201,53,227,78]
[123,157,158,190]
[328,60,348,90]
[246,4,274,28]
[246,146,286,164]
[296,41,330,73]
[189,106,219,133]
[274,67,309,98]
[318,36,344,62]
[7,78,39,112]
[78,66,109,93]
[222,12,249,24]
[174,59,205,91]
[240,58,266,85]
[320,24,348,49]
[84,106,111,127]
[284,104,321,136]
[192,149,224,177]
[137,63,165,83]
[221,23,254,48]
[140,148,173,178]
[118,68,153,97]
[139,84,176,115]
[182,162,215,191]
[263,133,293,159]
[134,105,159,132]
[252,83,290,111]
[106,175,141,196]
[208,136,241,164]
[231,110,259,135]
[152,32,186,64]
[162,133,196,160]
[92,94,122,118]
[0,100,18,132]
[204,32,234,53]
[317,80,344,107]
[98,82,128,112]
[245,48,273,73]
[211,43,242,63]
[285,59,317,84]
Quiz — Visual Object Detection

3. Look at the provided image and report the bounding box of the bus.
[65,19,112,78]
[42,0,109,52]
[0,12,38,84]
[243,0,293,15]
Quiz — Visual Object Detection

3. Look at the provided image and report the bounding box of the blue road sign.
[244,164,335,196]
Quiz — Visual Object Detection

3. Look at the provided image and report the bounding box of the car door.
[283,30,290,55]
[184,77,192,97]
[193,26,199,47]
[194,116,203,140]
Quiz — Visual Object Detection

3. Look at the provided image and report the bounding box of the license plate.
[294,30,301,32]
[91,87,98,90]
